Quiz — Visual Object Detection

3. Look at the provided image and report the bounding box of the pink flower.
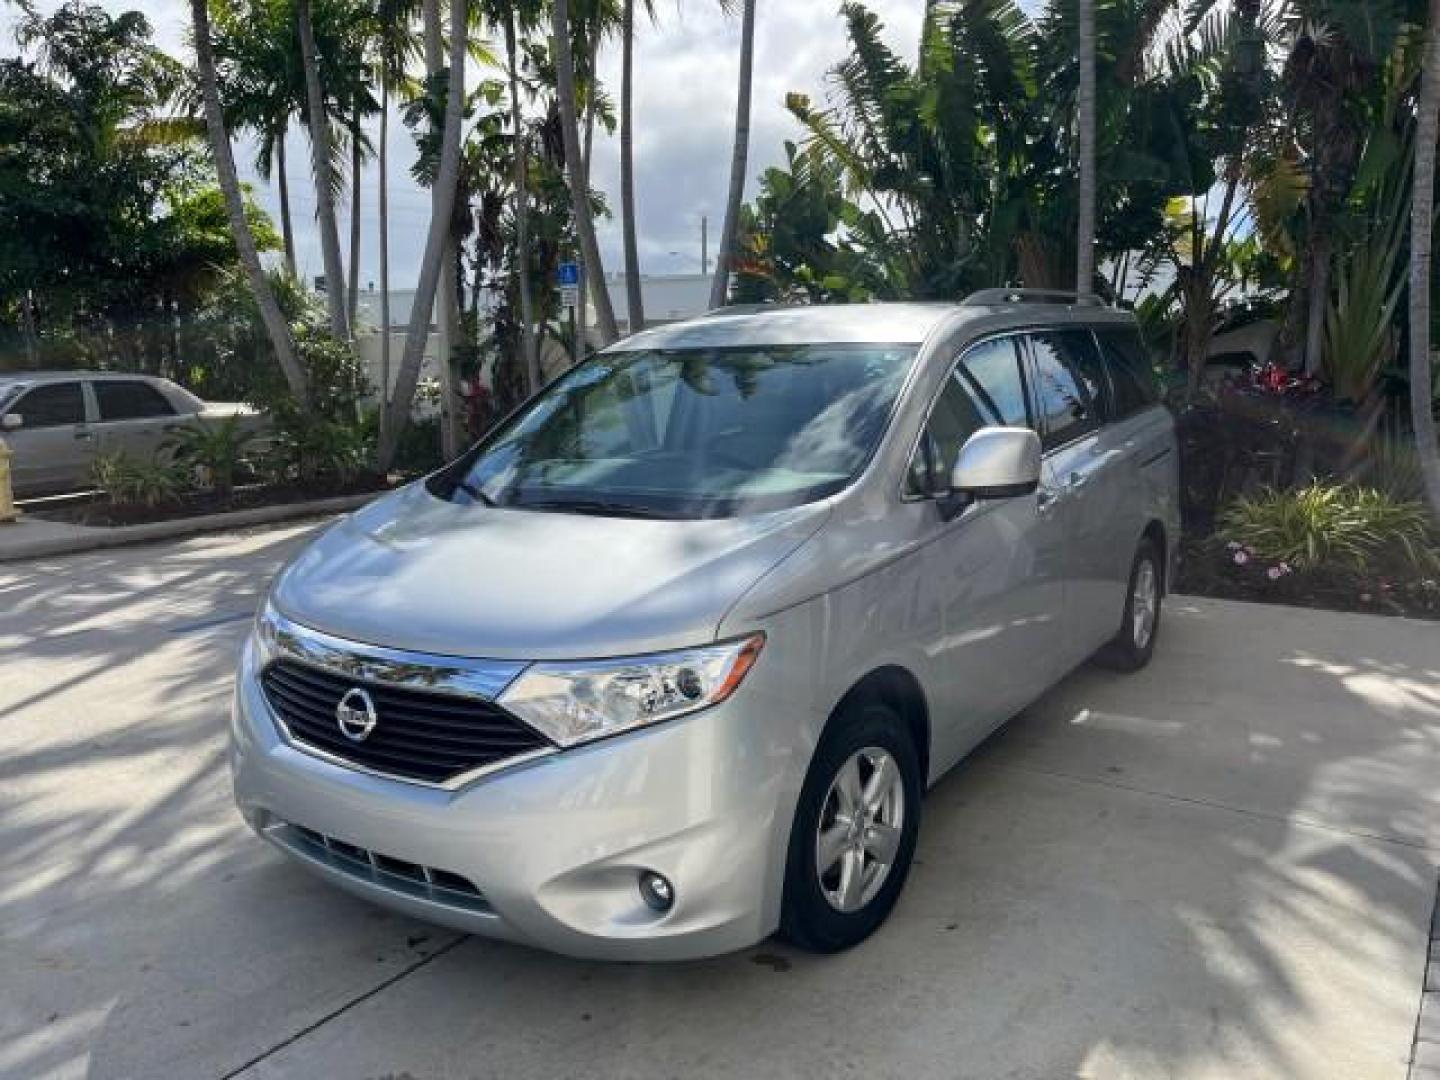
[1267,567,1283,581]
[1278,562,1291,575]
[1233,550,1250,566]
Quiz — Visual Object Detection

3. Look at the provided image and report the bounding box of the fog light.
[638,870,674,912]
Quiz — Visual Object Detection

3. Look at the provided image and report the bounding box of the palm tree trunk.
[276,130,297,276]
[1303,237,1330,377]
[348,100,362,330]
[620,0,644,333]
[1410,0,1440,523]
[1074,0,1096,296]
[505,11,540,394]
[297,0,350,341]
[423,0,460,456]
[708,0,755,310]
[379,0,467,468]
[553,0,619,344]
[379,76,392,447]
[190,0,308,403]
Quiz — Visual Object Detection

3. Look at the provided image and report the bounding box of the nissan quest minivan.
[231,292,1179,960]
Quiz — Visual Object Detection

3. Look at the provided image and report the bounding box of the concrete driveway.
[2,523,1437,1079]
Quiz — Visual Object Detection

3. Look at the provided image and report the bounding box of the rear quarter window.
[1095,326,1160,418]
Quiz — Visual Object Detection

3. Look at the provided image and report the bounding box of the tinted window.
[906,338,1028,497]
[1027,332,1099,447]
[906,374,989,496]
[958,337,1028,427]
[445,344,917,518]
[95,380,175,420]
[14,383,85,428]
[1057,330,1112,422]
[1096,327,1159,417]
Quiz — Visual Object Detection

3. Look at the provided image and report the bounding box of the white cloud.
[4,0,929,290]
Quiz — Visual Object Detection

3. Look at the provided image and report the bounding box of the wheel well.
[1142,519,1168,591]
[833,666,930,782]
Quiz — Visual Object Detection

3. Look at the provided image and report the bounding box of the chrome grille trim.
[257,604,529,701]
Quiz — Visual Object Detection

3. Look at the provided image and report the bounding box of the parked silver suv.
[231,294,1179,959]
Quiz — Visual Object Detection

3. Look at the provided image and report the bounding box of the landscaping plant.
[90,451,187,509]
[1219,483,1437,576]
[162,414,257,497]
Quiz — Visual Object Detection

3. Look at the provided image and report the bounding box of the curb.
[0,492,380,563]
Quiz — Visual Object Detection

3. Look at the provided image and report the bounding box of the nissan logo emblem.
[335,687,379,742]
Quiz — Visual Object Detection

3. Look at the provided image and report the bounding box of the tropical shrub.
[162,414,256,496]
[90,451,187,508]
[1219,484,1437,575]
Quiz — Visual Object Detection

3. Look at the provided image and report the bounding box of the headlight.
[498,634,765,748]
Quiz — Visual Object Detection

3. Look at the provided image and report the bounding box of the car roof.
[0,371,172,385]
[607,300,1136,352]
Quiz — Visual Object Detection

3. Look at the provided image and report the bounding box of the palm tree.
[554,0,619,344]
[1074,0,1096,295]
[367,0,420,442]
[1411,0,1440,522]
[496,0,541,391]
[708,0,755,309]
[297,0,351,340]
[379,0,468,467]
[190,0,308,402]
[347,99,363,329]
[619,0,645,331]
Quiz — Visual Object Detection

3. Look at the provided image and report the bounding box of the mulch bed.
[1177,536,1440,622]
[31,475,392,528]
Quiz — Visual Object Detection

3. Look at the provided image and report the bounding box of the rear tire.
[1094,537,1163,673]
[778,702,922,953]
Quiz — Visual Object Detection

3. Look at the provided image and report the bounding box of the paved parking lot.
[2,522,1437,1079]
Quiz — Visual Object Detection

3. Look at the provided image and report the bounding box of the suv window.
[1026,331,1100,448]
[95,380,175,421]
[14,382,85,428]
[1056,329,1112,422]
[1096,326,1160,417]
[905,337,1027,497]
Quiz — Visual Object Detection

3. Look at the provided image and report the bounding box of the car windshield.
[436,343,918,519]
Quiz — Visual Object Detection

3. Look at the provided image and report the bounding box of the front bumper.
[229,638,802,961]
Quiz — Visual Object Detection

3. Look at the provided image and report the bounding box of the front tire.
[779,702,922,953]
[1094,537,1163,672]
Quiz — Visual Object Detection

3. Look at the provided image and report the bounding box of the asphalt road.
[2,522,1438,1079]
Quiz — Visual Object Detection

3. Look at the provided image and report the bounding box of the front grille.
[261,659,551,785]
[272,820,492,914]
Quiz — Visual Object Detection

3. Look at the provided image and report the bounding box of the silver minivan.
[231,294,1179,960]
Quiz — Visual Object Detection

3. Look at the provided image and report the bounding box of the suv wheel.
[779,702,921,953]
[1095,537,1163,672]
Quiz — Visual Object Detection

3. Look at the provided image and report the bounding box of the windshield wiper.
[513,498,676,519]
[455,480,495,507]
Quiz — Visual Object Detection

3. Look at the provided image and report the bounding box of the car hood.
[271,482,830,660]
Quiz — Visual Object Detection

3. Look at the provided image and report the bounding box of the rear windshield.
[433,344,918,519]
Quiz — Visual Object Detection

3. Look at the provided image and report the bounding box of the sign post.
[557,261,581,368]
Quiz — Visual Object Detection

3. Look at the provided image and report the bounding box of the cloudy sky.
[4,0,939,289]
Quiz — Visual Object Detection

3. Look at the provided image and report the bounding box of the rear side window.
[1096,327,1159,418]
[957,337,1029,427]
[15,383,85,427]
[95,380,175,421]
[1026,331,1100,448]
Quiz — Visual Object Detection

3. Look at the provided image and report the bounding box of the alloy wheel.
[815,746,906,914]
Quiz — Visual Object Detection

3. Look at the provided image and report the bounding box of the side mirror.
[938,427,1041,520]
[1,413,22,432]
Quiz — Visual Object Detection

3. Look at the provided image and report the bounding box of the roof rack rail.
[961,288,1107,308]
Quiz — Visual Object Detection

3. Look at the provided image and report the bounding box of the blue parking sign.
[557,262,580,287]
